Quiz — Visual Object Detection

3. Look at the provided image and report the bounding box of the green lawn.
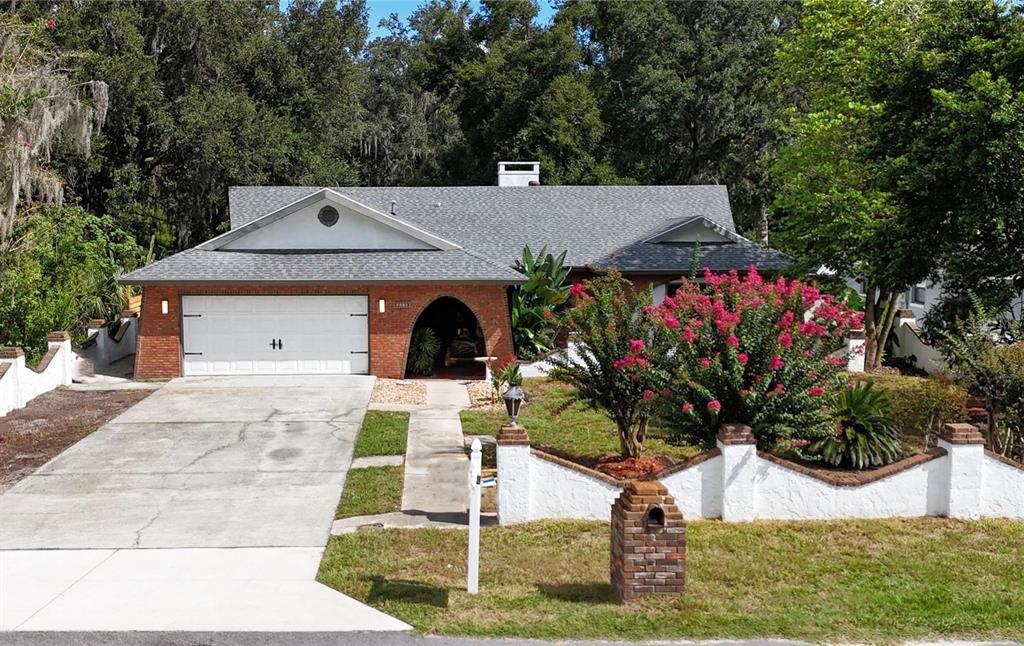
[355,410,409,457]
[317,518,1024,642]
[460,377,700,461]
[335,466,404,519]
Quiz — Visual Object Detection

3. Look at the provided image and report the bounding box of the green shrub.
[935,301,1024,460]
[855,374,966,439]
[807,381,902,469]
[406,327,440,375]
[0,204,142,361]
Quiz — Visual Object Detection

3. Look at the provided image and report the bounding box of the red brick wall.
[135,283,515,379]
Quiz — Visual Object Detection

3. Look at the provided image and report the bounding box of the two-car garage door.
[181,295,369,375]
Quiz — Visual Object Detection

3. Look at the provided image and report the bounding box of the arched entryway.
[405,296,487,379]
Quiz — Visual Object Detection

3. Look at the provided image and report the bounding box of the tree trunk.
[754,206,769,246]
[862,284,900,370]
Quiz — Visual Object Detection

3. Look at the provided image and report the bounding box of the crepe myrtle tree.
[647,267,864,450]
[547,270,668,459]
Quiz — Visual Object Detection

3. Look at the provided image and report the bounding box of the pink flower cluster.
[613,338,650,370]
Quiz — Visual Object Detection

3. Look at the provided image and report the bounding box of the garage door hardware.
[349,313,368,317]
[350,351,368,354]
[183,352,204,356]
[183,314,202,318]
[270,339,284,349]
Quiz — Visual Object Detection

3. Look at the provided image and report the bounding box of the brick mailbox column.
[610,480,686,603]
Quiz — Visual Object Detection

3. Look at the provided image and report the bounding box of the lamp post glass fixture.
[502,384,524,427]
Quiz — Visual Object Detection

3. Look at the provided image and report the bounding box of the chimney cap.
[497,161,541,187]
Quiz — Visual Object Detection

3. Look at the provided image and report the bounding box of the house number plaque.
[394,300,411,309]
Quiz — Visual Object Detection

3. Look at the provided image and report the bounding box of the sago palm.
[809,381,902,469]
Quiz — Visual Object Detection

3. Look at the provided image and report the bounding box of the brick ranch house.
[121,163,789,380]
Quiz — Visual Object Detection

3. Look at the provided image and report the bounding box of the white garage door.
[181,295,369,376]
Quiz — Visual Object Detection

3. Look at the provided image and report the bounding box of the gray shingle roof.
[602,240,791,274]
[121,248,523,284]
[122,185,789,284]
[227,185,740,268]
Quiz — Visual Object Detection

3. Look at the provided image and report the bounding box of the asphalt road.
[2,635,1019,646]
[0,635,802,646]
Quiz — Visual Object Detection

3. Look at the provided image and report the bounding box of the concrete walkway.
[400,380,471,515]
[0,375,409,633]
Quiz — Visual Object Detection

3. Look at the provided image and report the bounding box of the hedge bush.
[854,373,966,439]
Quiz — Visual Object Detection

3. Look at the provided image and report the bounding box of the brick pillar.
[610,480,686,603]
[46,331,73,386]
[717,423,757,521]
[0,347,26,408]
[496,425,531,525]
[938,423,985,520]
[846,329,866,373]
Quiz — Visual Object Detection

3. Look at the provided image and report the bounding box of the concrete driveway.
[0,376,410,632]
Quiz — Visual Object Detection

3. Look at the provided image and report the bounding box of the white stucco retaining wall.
[528,451,621,521]
[982,453,1024,518]
[0,335,73,417]
[754,453,946,520]
[496,427,1024,523]
[78,316,138,375]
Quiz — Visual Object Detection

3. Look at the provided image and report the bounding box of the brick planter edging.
[530,448,626,487]
[530,445,725,485]
[985,449,1024,472]
[653,449,722,478]
[756,447,948,487]
[31,347,60,374]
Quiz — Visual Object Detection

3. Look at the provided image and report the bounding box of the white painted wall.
[528,453,621,521]
[982,454,1024,518]
[496,443,532,524]
[754,457,946,520]
[0,337,73,417]
[77,317,138,376]
[659,455,722,519]
[890,316,946,373]
[496,436,1024,523]
[222,199,435,250]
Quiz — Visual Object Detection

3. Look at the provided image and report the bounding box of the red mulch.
[594,454,671,480]
[0,388,151,491]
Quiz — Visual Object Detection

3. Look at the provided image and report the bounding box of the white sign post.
[467,438,482,595]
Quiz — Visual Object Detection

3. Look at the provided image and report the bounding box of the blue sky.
[366,1,558,38]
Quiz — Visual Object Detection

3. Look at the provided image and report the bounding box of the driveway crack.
[132,508,162,547]
[176,423,251,472]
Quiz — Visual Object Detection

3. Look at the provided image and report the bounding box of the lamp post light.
[502,384,525,427]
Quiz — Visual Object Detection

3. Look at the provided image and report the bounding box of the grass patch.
[318,518,1024,642]
[355,410,409,457]
[460,377,700,461]
[335,466,404,519]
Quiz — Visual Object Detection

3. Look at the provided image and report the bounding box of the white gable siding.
[655,226,730,243]
[222,199,436,251]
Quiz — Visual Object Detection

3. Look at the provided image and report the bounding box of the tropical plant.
[646,267,864,449]
[936,298,1024,460]
[548,270,667,459]
[406,327,440,376]
[806,381,902,469]
[497,360,522,388]
[509,246,570,360]
[0,204,142,361]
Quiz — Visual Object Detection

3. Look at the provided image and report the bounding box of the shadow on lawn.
[366,577,450,608]
[536,581,615,604]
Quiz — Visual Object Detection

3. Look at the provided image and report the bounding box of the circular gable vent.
[318,205,339,227]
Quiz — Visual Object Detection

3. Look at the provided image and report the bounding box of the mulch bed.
[0,388,151,491]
